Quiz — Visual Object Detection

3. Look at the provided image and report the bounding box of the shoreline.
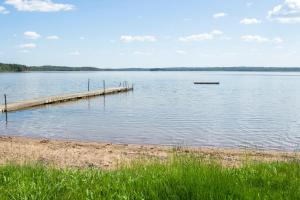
[0,136,299,169]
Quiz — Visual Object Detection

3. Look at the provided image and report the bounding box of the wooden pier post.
[4,94,7,123]
[88,79,90,91]
[103,80,106,94]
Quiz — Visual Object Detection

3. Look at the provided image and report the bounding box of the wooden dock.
[0,87,133,113]
[194,82,220,85]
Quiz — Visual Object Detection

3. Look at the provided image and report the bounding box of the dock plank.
[0,87,133,112]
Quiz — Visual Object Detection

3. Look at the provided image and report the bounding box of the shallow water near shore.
[1,71,300,151]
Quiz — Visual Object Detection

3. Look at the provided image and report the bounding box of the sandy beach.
[0,136,299,169]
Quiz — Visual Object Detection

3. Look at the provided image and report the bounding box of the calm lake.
[1,72,300,151]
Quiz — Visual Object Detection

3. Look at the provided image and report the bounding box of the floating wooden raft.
[0,87,133,112]
[194,82,220,85]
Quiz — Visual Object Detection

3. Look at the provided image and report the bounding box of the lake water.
[1,72,300,151]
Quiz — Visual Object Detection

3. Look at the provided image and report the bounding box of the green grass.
[0,156,299,200]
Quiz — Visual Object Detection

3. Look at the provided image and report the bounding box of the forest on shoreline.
[2,62,300,72]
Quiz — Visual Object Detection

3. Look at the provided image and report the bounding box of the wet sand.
[0,136,299,169]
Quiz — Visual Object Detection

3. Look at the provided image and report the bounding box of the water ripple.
[1,72,300,151]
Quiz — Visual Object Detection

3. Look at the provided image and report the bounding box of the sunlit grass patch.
[0,156,299,200]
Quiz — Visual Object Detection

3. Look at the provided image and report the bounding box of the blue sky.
[0,0,300,68]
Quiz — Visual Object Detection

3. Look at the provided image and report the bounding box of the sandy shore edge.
[0,136,299,169]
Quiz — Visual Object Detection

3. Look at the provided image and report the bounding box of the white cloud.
[120,35,157,42]
[213,12,227,19]
[246,2,253,7]
[46,35,59,40]
[180,34,213,41]
[0,6,10,14]
[211,30,223,35]
[5,0,74,12]
[240,18,262,25]
[18,43,37,49]
[274,37,284,44]
[179,30,223,42]
[223,52,239,56]
[176,50,187,55]
[24,31,41,39]
[19,49,30,53]
[80,36,85,40]
[133,51,152,56]
[241,35,284,43]
[241,35,269,43]
[268,0,300,23]
[69,51,80,56]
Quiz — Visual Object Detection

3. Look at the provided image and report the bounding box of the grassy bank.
[0,156,299,200]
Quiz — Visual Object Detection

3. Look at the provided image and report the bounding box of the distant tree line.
[0,63,29,72]
[1,62,300,72]
[0,63,101,72]
[30,66,102,71]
